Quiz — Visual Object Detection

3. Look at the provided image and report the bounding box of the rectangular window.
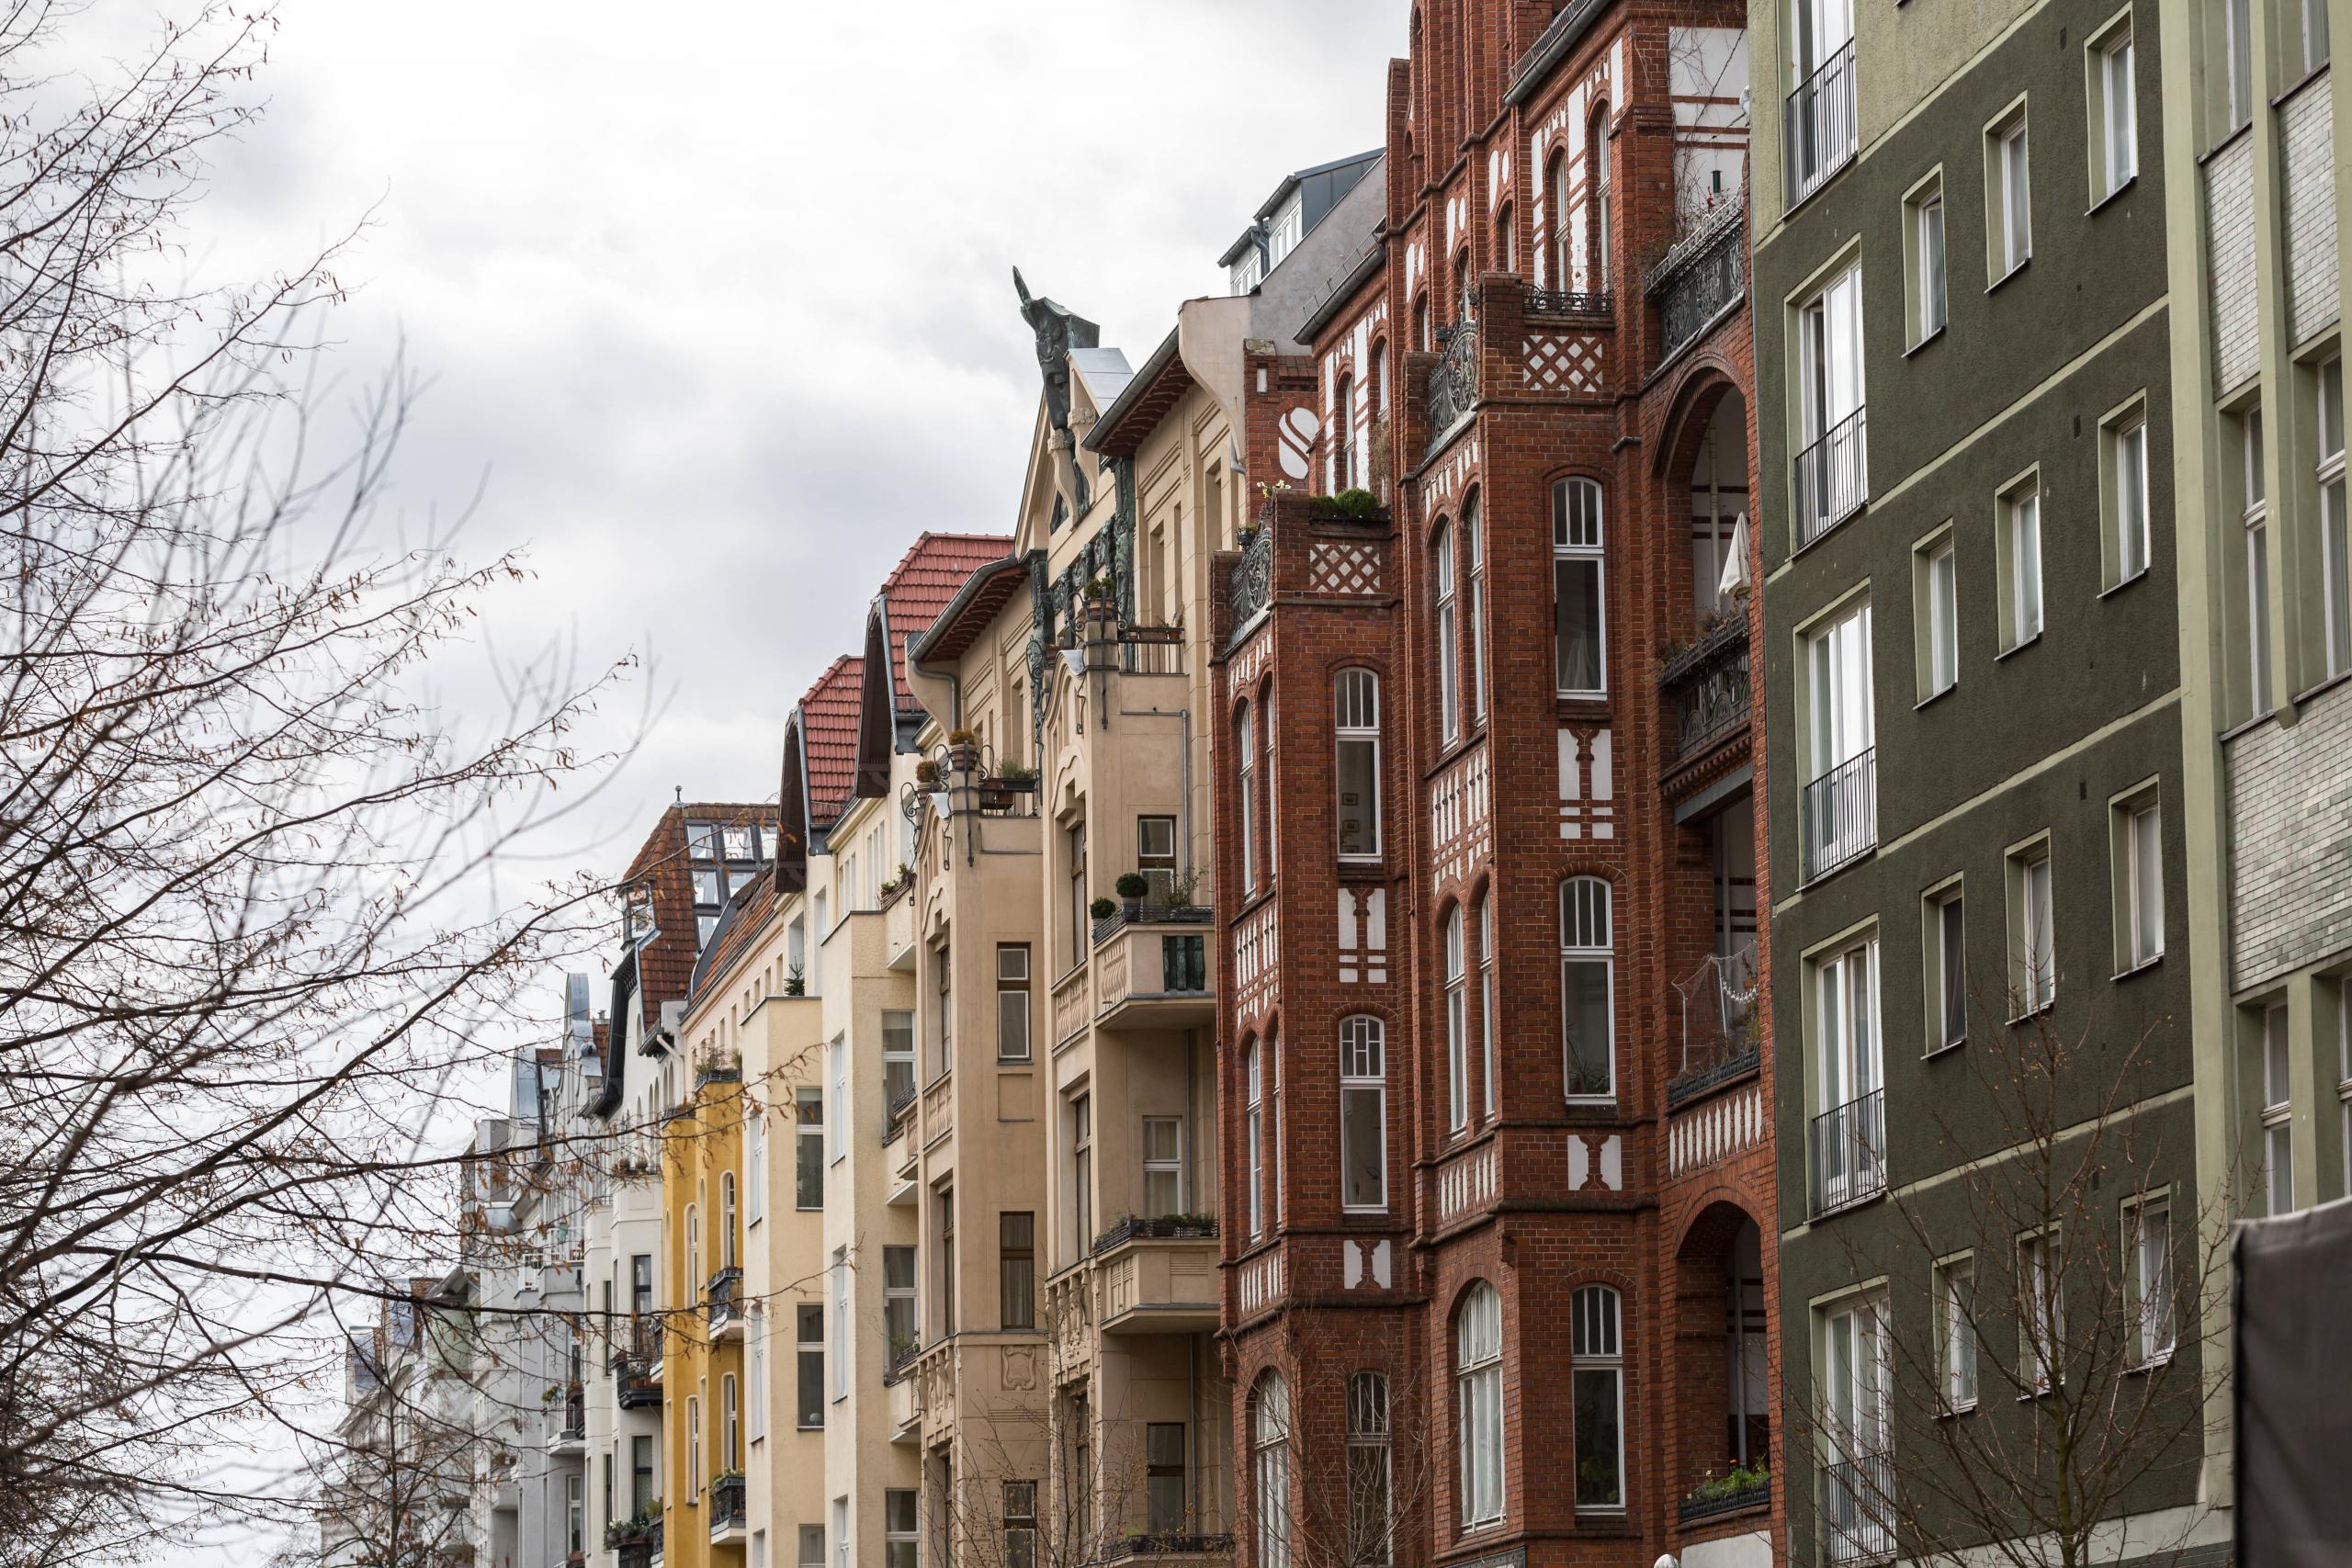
[1143,1117,1184,1218]
[1481,899,1498,1121]
[884,1245,918,1365]
[1802,596,1876,881]
[2009,839,2055,1016]
[1904,175,1947,346]
[2321,360,2349,678]
[831,1250,849,1399]
[1069,822,1090,969]
[1340,1016,1388,1211]
[1936,1256,1978,1410]
[1986,105,2032,278]
[1003,1482,1038,1568]
[2090,20,2136,198]
[1436,527,1461,739]
[1793,262,1868,546]
[749,1338,767,1441]
[933,943,953,1079]
[2113,789,2164,972]
[833,1498,849,1568]
[996,944,1032,1062]
[1445,911,1469,1128]
[797,1087,824,1210]
[999,1212,1035,1329]
[2297,0,2332,75]
[937,1186,957,1334]
[633,1435,656,1516]
[1069,1097,1093,1258]
[1786,0,1857,203]
[829,1035,846,1162]
[1136,815,1178,905]
[688,1391,702,1494]
[2129,1199,2176,1365]
[1147,1422,1187,1533]
[1818,1293,1892,1562]
[2019,1229,2063,1391]
[2261,1003,2294,1213]
[1553,479,1608,694]
[798,1525,824,1568]
[886,1491,919,1568]
[1812,935,1884,1213]
[1915,531,1958,700]
[796,1303,823,1428]
[746,1111,765,1224]
[1561,880,1615,1101]
[1925,883,1965,1052]
[2244,407,2272,716]
[1999,479,2043,649]
[1468,497,1488,720]
[2105,406,2152,588]
[2339,982,2352,1202]
[1336,670,1383,860]
[883,1010,915,1116]
[1246,1045,1266,1240]
[722,1374,740,1469]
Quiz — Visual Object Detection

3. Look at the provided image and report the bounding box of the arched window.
[1456,1283,1505,1529]
[1572,1285,1626,1510]
[1336,670,1382,861]
[1553,479,1607,696]
[1340,1017,1387,1211]
[1347,1371,1394,1565]
[1434,524,1460,740]
[1465,491,1487,721]
[1414,293,1431,353]
[1244,1039,1266,1240]
[1444,907,1468,1132]
[1547,149,1571,289]
[1589,107,1612,292]
[1252,1372,1293,1568]
[721,1371,741,1471]
[1455,246,1475,321]
[720,1172,739,1269]
[1479,896,1498,1121]
[1497,202,1517,274]
[1236,703,1258,894]
[1562,877,1615,1100]
[1371,341,1389,413]
[1335,371,1357,490]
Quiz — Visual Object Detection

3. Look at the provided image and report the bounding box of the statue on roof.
[1013,267,1100,436]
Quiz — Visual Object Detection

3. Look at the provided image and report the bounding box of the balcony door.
[1796,266,1866,544]
[1815,937,1883,1212]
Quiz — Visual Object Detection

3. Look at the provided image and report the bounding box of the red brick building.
[1210,4,1774,1566]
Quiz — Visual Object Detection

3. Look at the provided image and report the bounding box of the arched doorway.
[1675,1201,1770,1498]
[1686,389,1750,631]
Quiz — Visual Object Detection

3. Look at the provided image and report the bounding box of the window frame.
[796,1086,824,1210]
[999,1211,1035,1330]
[2086,11,2137,202]
[1340,1016,1389,1213]
[2018,1226,2064,1393]
[2006,834,2057,1019]
[1237,704,1259,893]
[1252,1374,1293,1568]
[1346,1371,1394,1567]
[996,942,1033,1063]
[1561,876,1616,1103]
[1984,98,2033,283]
[1913,524,1959,702]
[2258,1001,2294,1214]
[1455,1282,1506,1530]
[2244,406,2272,716]
[2100,399,2153,592]
[1571,1284,1626,1512]
[796,1301,824,1428]
[1923,877,1966,1055]
[1435,523,1461,742]
[1901,169,1948,350]
[1996,472,2044,653]
[1552,479,1609,699]
[1935,1253,1979,1413]
[1143,1115,1185,1218]
[2125,1193,2176,1368]
[2318,357,2349,679]
[1336,669,1384,863]
[1444,908,1468,1132]
[1467,492,1487,722]
[2110,783,2165,976]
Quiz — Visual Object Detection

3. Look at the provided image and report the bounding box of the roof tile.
[799,655,864,829]
[876,533,1012,708]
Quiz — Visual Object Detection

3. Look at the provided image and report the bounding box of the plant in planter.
[1090,896,1116,923]
[993,761,1036,787]
[1306,486,1386,522]
[1685,1463,1771,1505]
[711,1468,745,1488]
[783,963,806,998]
[914,758,941,787]
[1114,871,1148,918]
[945,728,980,773]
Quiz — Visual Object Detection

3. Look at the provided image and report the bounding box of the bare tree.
[1794,996,2229,1568]
[0,5,638,1561]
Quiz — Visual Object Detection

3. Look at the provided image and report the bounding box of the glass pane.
[1939,897,1966,1044]
[1342,1086,1385,1207]
[1573,1368,1623,1506]
[998,991,1030,1059]
[1144,1168,1182,1219]
[1337,737,1380,857]
[1564,958,1612,1096]
[1555,558,1603,693]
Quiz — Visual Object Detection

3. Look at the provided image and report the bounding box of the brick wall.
[2226,676,2352,992]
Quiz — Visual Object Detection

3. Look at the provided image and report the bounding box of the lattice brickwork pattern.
[1307,540,1385,595]
[1524,330,1607,395]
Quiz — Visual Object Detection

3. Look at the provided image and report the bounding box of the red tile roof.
[621,801,772,1030]
[690,863,775,1007]
[876,533,1012,709]
[798,656,864,830]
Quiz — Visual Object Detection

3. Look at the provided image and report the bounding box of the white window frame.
[1905,174,1947,347]
[1346,1372,1393,1568]
[2319,359,2348,678]
[1570,1285,1625,1512]
[796,1086,824,1211]
[1435,525,1461,741]
[1917,529,1958,701]
[1936,1255,1978,1411]
[2093,19,2137,199]
[1553,479,1608,698]
[1253,1375,1292,1568]
[1143,1115,1185,1219]
[2114,788,2164,973]
[1561,877,1615,1102]
[1444,908,1468,1131]
[722,1371,740,1471]
[1336,670,1383,862]
[2261,1002,2294,1214]
[1237,704,1258,893]
[1999,479,2044,651]
[1814,934,1884,1211]
[831,1249,849,1400]
[1987,104,2032,279]
[1817,1290,1894,1563]
[1480,897,1498,1121]
[2127,1196,2175,1367]
[2008,837,2055,1018]
[1245,1043,1266,1240]
[1467,494,1488,721]
[1925,880,1966,1054]
[2108,405,2152,588]
[828,1036,846,1163]
[2245,408,2272,715]
[2019,1227,2064,1393]
[1455,1283,1505,1529]
[1340,1016,1389,1213]
[996,943,1033,1063]
[745,1111,764,1225]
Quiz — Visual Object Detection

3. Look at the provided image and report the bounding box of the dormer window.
[1266,192,1306,270]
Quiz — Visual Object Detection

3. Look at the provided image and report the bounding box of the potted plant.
[1115,871,1148,919]
[994,762,1036,789]
[1090,897,1116,927]
[945,728,980,773]
[914,757,941,787]
[783,963,806,998]
[1306,486,1387,522]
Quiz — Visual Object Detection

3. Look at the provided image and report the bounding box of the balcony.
[611,1518,662,1568]
[707,1267,744,1341]
[708,1473,746,1544]
[1051,963,1092,1051]
[1093,1217,1220,1336]
[1092,916,1215,1033]
[1784,39,1858,208]
[921,1072,955,1149]
[1101,1533,1235,1563]
[1669,949,1759,1106]
[1792,406,1868,549]
[1648,193,1747,368]
[1820,1450,1894,1564]
[1425,321,1479,454]
[1800,748,1877,884]
[885,876,917,971]
[888,1361,922,1444]
[1227,517,1274,641]
[1117,625,1185,676]
[613,1321,662,1408]
[1679,1470,1771,1525]
[552,1382,585,1454]
[1809,1089,1886,1215]
[1661,609,1750,766]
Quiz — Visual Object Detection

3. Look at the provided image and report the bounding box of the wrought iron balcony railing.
[1650,195,1747,367]
[1793,405,1869,549]
[1800,747,1877,883]
[1101,1532,1236,1562]
[708,1475,746,1538]
[1227,520,1273,637]
[1092,1213,1219,1255]
[1661,608,1750,762]
[1810,1089,1886,1215]
[1426,321,1479,452]
[1785,39,1859,207]
[1526,287,1612,317]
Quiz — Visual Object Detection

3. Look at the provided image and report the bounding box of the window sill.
[2086,174,2138,217]
[2099,567,2150,601]
[1987,256,2031,294]
[996,1056,1034,1068]
[2111,953,2163,982]
[1904,323,1946,359]
[1914,681,1958,712]
[1996,631,2042,662]
[2007,999,2056,1027]
[2125,1351,2175,1376]
[1923,1036,1966,1060]
[1937,1398,1979,1419]
[2199,118,2254,168]
[2292,667,2352,708]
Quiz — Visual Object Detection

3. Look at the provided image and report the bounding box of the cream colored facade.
[896,302,1266,1564]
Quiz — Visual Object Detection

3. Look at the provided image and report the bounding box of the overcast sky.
[200,0,1409,887]
[164,4,1405,1552]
